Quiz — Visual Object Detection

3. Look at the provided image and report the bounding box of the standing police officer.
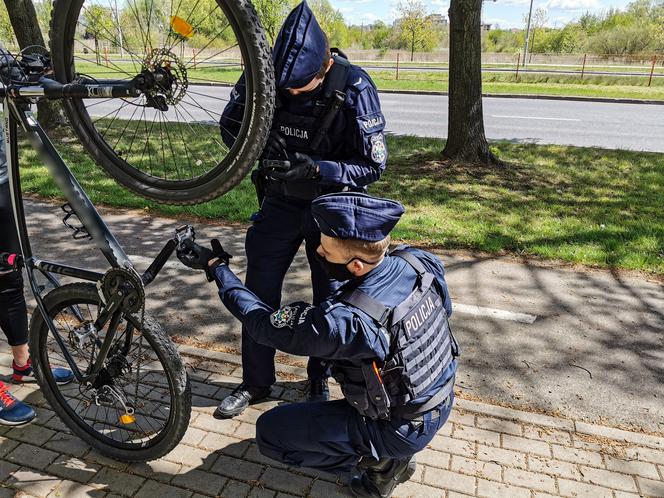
[217,1,388,417]
[177,193,458,498]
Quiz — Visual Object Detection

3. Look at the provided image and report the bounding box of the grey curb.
[178,342,664,448]
[170,81,664,105]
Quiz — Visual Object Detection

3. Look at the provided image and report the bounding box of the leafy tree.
[308,0,348,47]
[34,0,52,42]
[253,0,291,45]
[396,0,436,60]
[0,4,16,46]
[83,5,115,62]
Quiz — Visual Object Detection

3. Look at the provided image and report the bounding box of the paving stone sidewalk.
[0,343,663,498]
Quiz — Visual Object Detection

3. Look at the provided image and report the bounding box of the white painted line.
[491,115,581,122]
[127,255,537,323]
[455,303,537,324]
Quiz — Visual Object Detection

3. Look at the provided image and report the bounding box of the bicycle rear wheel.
[29,283,191,462]
[49,0,274,205]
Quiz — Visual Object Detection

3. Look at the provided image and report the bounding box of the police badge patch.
[370,134,387,164]
[270,306,298,329]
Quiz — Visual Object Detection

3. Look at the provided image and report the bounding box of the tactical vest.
[263,52,355,201]
[272,52,351,157]
[331,248,459,420]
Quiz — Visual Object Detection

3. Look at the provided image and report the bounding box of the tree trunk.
[3,0,65,129]
[411,31,415,62]
[443,0,500,165]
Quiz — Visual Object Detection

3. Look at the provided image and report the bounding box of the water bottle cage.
[61,203,92,241]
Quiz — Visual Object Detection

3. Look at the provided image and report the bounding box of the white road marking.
[128,255,537,323]
[491,115,581,122]
[454,303,537,324]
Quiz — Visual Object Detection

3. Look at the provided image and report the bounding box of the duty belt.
[265,178,363,201]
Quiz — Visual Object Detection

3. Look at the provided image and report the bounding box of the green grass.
[76,60,664,100]
[19,128,664,274]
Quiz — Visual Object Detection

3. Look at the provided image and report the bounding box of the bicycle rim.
[34,285,184,452]
[50,0,274,203]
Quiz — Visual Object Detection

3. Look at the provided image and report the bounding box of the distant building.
[481,23,492,31]
[427,14,448,28]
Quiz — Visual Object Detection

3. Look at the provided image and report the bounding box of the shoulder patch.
[270,306,299,329]
[270,303,317,329]
[370,133,387,164]
[346,67,374,92]
[358,112,385,133]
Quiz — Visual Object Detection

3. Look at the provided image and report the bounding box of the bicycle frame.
[1,78,182,384]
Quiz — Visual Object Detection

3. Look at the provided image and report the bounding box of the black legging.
[0,181,28,346]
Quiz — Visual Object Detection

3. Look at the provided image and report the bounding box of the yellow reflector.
[170,16,194,38]
[120,414,136,425]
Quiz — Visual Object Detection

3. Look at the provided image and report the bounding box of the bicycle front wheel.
[29,283,191,462]
[49,0,274,205]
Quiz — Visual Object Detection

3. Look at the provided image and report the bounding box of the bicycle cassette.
[100,268,145,314]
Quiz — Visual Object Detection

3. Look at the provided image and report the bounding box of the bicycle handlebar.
[0,77,141,100]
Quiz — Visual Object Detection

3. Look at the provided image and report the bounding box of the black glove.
[261,130,288,161]
[270,152,319,181]
[177,239,232,282]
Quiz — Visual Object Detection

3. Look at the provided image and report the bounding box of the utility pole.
[523,0,534,67]
[113,0,124,58]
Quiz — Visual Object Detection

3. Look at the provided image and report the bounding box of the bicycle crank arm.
[141,225,195,286]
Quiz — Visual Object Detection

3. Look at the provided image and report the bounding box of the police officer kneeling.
[177,193,459,498]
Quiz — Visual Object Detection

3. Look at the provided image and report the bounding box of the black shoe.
[350,456,417,498]
[305,378,329,403]
[214,384,270,419]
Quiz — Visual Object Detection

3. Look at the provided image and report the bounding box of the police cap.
[311,193,405,242]
[272,1,328,90]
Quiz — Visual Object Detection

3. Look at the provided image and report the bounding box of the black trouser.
[242,195,342,387]
[0,181,28,346]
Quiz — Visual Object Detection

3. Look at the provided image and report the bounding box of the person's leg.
[0,183,35,425]
[302,212,342,387]
[216,197,304,418]
[352,395,455,497]
[241,197,304,388]
[0,182,29,358]
[255,399,373,476]
[0,183,73,386]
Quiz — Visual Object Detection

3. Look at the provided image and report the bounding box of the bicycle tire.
[49,0,274,205]
[29,283,191,462]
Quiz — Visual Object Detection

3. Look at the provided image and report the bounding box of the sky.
[331,0,635,29]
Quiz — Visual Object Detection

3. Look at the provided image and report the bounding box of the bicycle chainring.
[100,268,145,314]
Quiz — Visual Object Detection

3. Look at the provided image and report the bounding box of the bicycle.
[0,0,275,461]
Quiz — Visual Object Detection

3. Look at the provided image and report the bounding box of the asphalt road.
[21,199,664,433]
[88,86,664,152]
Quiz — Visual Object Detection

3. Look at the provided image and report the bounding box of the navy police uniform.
[194,193,458,496]
[219,1,388,392]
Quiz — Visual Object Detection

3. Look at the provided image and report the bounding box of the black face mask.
[315,252,382,282]
[281,80,324,103]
